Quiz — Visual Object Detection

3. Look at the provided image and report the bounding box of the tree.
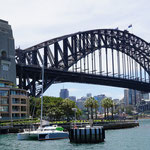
[115,105,134,115]
[43,96,64,120]
[61,98,76,121]
[93,100,99,119]
[29,96,81,121]
[84,97,99,119]
[29,97,41,118]
[30,96,64,119]
[84,99,90,120]
[101,98,114,119]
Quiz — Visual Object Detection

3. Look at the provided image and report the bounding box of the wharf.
[0,120,139,134]
[62,120,139,130]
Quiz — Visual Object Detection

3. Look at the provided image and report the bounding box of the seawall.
[0,120,139,134]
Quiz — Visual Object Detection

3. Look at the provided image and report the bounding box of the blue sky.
[0,0,150,99]
[44,82,124,99]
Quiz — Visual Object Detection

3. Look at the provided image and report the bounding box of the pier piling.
[69,126,105,143]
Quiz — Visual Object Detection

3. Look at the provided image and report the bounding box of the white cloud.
[1,0,150,98]
[1,0,150,47]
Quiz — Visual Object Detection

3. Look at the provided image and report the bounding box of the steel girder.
[15,29,150,97]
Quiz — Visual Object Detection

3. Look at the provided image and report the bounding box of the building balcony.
[12,109,20,112]
[12,102,20,104]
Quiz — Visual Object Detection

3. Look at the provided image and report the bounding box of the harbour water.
[0,119,150,150]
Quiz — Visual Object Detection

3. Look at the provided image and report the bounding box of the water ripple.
[0,119,150,150]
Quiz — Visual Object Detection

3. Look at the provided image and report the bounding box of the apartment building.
[0,80,29,120]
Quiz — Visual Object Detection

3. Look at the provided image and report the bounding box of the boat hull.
[17,133,38,140]
[17,132,68,141]
[38,132,68,140]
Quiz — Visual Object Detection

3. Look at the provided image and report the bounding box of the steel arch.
[15,29,150,97]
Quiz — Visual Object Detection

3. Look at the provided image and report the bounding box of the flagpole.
[131,25,133,34]
[127,24,133,33]
[40,55,44,128]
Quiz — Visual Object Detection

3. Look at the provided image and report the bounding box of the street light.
[72,108,77,127]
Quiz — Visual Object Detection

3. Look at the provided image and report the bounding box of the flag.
[128,24,132,28]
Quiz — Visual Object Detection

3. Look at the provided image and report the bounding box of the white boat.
[17,56,69,140]
[17,125,69,140]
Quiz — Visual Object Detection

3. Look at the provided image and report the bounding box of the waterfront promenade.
[0,119,139,134]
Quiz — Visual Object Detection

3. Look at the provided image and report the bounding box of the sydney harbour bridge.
[15,29,150,97]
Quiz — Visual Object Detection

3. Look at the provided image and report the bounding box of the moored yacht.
[17,55,69,141]
[17,125,69,140]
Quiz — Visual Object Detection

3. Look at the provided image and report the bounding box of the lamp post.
[11,114,13,127]
[72,108,77,127]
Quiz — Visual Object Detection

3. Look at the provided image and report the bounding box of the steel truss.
[15,29,150,97]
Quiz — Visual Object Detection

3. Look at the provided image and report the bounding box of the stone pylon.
[0,19,16,84]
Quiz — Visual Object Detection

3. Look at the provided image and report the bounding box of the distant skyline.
[44,82,124,100]
[0,0,150,99]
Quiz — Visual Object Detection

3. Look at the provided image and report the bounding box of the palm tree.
[101,98,113,119]
[101,98,107,119]
[93,100,99,119]
[84,100,90,120]
[84,97,99,119]
[109,99,114,119]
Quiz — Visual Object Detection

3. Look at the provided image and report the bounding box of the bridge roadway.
[17,64,150,94]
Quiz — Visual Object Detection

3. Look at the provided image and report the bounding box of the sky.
[0,0,150,99]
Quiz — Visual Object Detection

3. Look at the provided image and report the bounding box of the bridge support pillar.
[0,19,16,84]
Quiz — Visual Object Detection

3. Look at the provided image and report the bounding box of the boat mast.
[40,55,44,127]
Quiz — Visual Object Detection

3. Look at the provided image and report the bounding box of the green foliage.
[84,97,99,119]
[0,118,126,127]
[61,98,76,121]
[29,96,81,121]
[0,119,40,126]
[115,105,134,115]
[101,98,114,119]
[101,98,113,109]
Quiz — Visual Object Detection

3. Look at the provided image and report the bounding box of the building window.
[12,106,20,112]
[20,91,26,96]
[0,83,5,87]
[12,98,20,104]
[11,90,16,95]
[21,99,26,104]
[21,114,26,118]
[0,90,8,96]
[12,113,20,118]
[21,106,26,112]
[11,90,20,95]
[1,113,9,118]
[0,106,8,112]
[0,98,8,104]
[16,91,20,95]
[2,63,9,71]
